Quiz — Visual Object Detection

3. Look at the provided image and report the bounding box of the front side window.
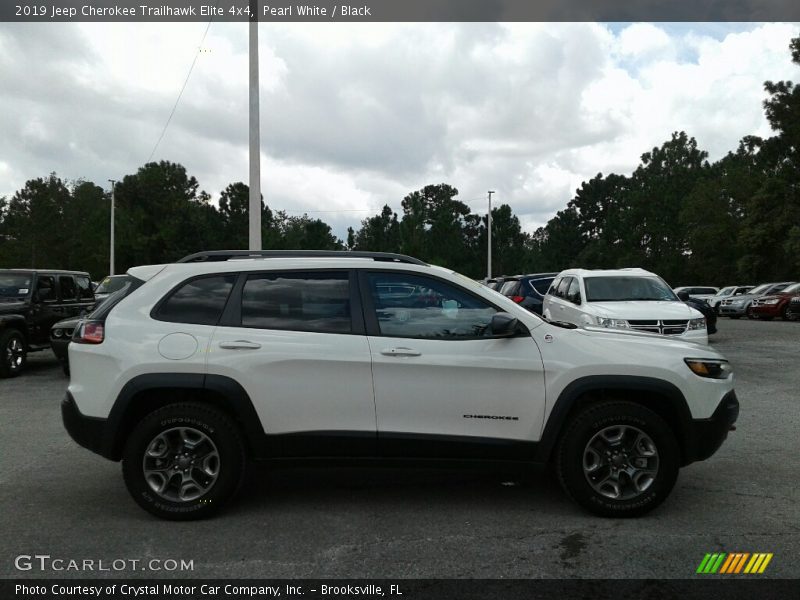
[241,272,351,334]
[367,272,497,339]
[584,276,677,302]
[556,277,572,298]
[566,278,582,304]
[36,275,56,302]
[59,276,77,301]
[155,274,236,325]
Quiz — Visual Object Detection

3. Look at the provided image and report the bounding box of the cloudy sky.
[1,21,799,238]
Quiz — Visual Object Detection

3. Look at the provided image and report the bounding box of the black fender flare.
[0,315,29,339]
[104,373,266,460]
[534,375,693,463]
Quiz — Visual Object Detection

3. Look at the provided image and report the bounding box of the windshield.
[584,276,678,302]
[95,276,130,295]
[749,284,771,295]
[0,273,33,298]
[780,283,800,294]
[718,286,735,296]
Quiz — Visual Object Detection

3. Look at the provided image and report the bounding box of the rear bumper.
[683,391,739,464]
[61,392,114,460]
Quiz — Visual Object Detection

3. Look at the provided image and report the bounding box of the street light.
[487,190,495,279]
[108,179,116,276]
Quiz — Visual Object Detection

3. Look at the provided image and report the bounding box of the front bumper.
[682,390,739,464]
[50,338,70,362]
[61,392,114,460]
[719,303,747,316]
[750,304,781,317]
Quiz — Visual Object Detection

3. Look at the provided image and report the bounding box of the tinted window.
[59,276,77,301]
[0,273,32,298]
[530,277,554,296]
[36,275,56,302]
[241,272,351,333]
[368,272,497,339]
[76,276,93,300]
[96,276,130,295]
[155,275,236,325]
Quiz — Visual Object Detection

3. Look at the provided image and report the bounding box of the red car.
[750,282,800,320]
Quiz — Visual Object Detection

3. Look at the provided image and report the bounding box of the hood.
[52,317,81,329]
[587,300,700,320]
[0,300,28,314]
[722,293,758,303]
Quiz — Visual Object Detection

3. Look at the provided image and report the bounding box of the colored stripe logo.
[697,553,773,574]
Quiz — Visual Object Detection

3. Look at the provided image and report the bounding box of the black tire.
[746,306,756,320]
[555,401,679,518]
[0,329,27,378]
[122,402,245,520]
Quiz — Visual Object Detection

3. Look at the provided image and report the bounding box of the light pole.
[108,179,116,276]
[248,1,262,250]
[487,190,495,279]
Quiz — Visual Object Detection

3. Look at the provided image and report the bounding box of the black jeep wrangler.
[0,269,95,377]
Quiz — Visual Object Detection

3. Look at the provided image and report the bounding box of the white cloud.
[0,21,799,239]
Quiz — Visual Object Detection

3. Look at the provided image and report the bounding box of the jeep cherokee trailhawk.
[62,251,739,520]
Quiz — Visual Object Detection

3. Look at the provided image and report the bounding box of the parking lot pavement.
[1,319,798,580]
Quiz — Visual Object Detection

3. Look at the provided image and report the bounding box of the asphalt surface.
[1,318,798,580]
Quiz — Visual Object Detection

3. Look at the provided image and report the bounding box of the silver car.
[708,285,754,313]
[719,282,796,318]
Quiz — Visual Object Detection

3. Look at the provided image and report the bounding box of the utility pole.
[487,190,495,279]
[248,2,262,250]
[108,179,116,276]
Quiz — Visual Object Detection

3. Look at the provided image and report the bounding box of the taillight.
[74,321,105,344]
[511,295,524,303]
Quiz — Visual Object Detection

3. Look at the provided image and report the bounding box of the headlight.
[687,317,706,330]
[732,299,746,305]
[684,358,732,379]
[596,317,630,329]
[764,299,780,305]
[52,329,63,338]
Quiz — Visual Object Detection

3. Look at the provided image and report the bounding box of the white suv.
[62,251,737,520]
[542,268,708,344]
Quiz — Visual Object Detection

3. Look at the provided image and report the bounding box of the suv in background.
[749,282,800,320]
[498,273,558,315]
[708,286,754,314]
[63,251,737,520]
[0,269,95,377]
[672,286,719,302]
[543,268,708,344]
[719,282,796,319]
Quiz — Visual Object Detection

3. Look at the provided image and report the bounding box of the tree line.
[1,37,798,285]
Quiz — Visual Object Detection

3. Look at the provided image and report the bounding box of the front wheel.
[122,403,246,520]
[555,401,679,517]
[0,329,27,378]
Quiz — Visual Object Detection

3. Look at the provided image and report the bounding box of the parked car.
[93,275,131,304]
[707,286,754,314]
[542,268,708,344]
[718,282,796,319]
[62,250,737,520]
[498,273,558,315]
[673,286,719,302]
[0,269,95,377]
[50,317,80,375]
[786,296,800,320]
[749,282,800,320]
[675,291,717,334]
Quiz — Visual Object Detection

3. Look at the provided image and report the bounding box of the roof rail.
[176,250,428,266]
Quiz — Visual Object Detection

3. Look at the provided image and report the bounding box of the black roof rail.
[176,250,428,266]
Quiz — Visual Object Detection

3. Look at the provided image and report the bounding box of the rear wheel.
[122,403,245,520]
[0,329,27,378]
[555,401,679,517]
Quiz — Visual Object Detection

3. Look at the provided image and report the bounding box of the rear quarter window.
[153,275,237,326]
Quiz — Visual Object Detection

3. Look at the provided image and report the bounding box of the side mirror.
[490,312,519,337]
[676,291,690,301]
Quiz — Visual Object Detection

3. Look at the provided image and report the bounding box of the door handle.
[380,347,421,357]
[219,340,262,350]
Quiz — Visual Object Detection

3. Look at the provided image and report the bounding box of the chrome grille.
[628,319,688,335]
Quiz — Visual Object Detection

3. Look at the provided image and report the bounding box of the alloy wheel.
[5,336,24,373]
[582,425,660,500]
[142,427,220,502]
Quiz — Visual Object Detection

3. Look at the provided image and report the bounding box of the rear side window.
[154,275,236,325]
[499,280,520,296]
[240,272,351,334]
[530,278,554,296]
[59,276,77,301]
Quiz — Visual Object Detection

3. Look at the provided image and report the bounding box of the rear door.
[207,270,377,456]
[30,273,59,344]
[361,270,546,459]
[57,274,81,318]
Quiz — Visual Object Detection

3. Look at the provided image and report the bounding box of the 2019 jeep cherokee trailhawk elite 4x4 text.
[61,251,739,520]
